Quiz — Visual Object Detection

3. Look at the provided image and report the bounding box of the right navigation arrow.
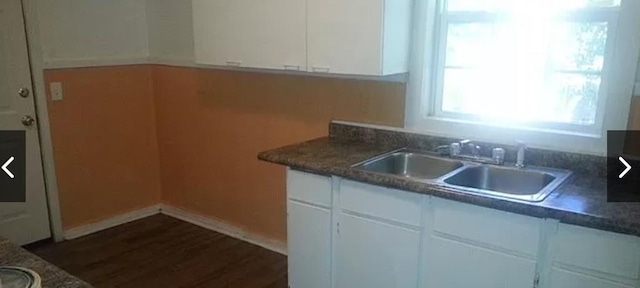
[619,156,632,179]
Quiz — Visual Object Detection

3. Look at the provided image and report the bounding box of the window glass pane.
[439,8,609,125]
[545,73,601,125]
[549,22,608,71]
[441,68,518,118]
[446,24,494,67]
[442,69,601,124]
[448,0,620,12]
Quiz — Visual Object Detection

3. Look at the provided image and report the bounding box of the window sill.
[408,117,607,156]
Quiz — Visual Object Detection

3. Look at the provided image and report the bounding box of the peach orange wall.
[45,65,162,229]
[152,65,405,242]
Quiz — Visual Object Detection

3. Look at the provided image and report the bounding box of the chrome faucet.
[437,139,505,165]
[459,140,480,158]
[515,141,526,168]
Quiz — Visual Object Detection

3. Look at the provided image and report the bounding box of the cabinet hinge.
[533,274,540,288]
[336,222,340,235]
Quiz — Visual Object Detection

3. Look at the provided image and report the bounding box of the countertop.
[0,238,91,288]
[259,137,640,237]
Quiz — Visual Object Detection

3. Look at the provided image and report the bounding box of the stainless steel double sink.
[352,148,572,202]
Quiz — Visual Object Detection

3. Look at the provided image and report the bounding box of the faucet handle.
[492,148,505,165]
[515,141,526,168]
[449,143,461,156]
[472,145,481,157]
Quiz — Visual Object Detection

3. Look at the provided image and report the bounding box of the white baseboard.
[61,203,287,256]
[63,205,162,240]
[160,204,287,256]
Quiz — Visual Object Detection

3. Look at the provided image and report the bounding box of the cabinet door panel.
[288,200,332,288]
[433,198,540,257]
[554,224,640,279]
[548,268,634,288]
[336,213,420,288]
[193,0,306,70]
[427,236,537,288]
[307,0,384,75]
[288,170,332,207]
[193,0,241,66]
[341,180,421,227]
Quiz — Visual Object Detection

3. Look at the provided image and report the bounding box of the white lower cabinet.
[426,236,537,288]
[335,213,420,288]
[288,200,332,288]
[543,224,640,288]
[285,170,640,288]
[548,268,634,288]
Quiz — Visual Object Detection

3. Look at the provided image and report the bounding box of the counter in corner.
[259,137,640,237]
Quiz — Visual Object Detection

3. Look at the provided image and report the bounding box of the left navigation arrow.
[2,157,14,179]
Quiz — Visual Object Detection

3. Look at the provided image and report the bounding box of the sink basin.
[353,150,463,180]
[443,165,571,202]
[353,148,571,202]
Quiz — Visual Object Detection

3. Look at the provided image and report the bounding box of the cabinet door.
[288,200,332,288]
[426,236,537,288]
[336,213,420,288]
[193,0,306,70]
[307,0,384,75]
[548,268,634,288]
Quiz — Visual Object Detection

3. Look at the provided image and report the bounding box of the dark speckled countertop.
[0,238,91,288]
[259,134,640,237]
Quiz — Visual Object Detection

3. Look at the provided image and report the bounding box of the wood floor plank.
[27,215,288,288]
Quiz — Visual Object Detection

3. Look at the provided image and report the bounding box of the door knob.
[21,115,35,126]
[18,88,30,98]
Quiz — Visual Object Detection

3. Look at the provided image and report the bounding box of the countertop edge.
[258,147,640,238]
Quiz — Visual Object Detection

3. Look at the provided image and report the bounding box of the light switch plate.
[50,82,63,101]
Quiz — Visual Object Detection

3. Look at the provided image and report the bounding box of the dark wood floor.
[27,215,288,288]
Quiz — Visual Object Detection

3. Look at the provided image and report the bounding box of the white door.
[335,213,420,288]
[0,0,51,245]
[288,200,332,288]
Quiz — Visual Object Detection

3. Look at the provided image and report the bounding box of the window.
[408,0,640,154]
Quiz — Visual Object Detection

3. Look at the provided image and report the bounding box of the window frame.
[405,0,640,155]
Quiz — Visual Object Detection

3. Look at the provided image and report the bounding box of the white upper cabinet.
[193,0,411,75]
[193,0,306,70]
[307,0,412,75]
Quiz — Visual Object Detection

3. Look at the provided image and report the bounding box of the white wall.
[146,0,194,64]
[37,0,150,68]
[636,60,640,95]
